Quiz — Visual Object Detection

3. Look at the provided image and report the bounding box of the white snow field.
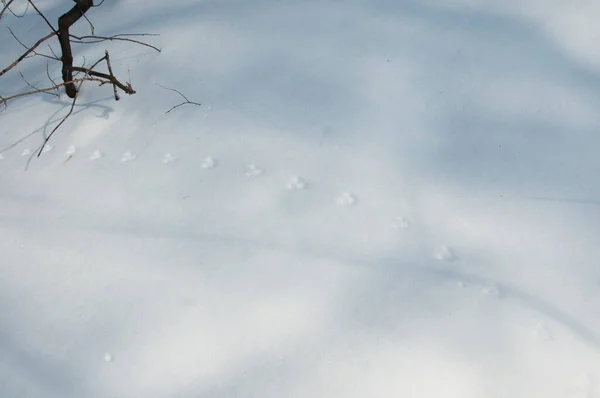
[2,0,600,397]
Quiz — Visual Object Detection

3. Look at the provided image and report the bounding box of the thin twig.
[82,11,94,35]
[46,61,59,91]
[27,0,58,35]
[70,33,161,52]
[0,0,16,19]
[72,66,135,94]
[47,44,60,60]
[104,50,119,100]
[37,80,84,156]
[0,31,56,77]
[0,78,95,106]
[156,83,201,114]
[19,70,58,97]
[7,27,59,61]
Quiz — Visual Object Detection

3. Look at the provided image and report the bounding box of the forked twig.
[156,83,201,114]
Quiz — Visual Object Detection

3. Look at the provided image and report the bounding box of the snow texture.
[1,0,600,397]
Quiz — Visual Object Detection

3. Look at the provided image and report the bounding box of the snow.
[2,0,600,397]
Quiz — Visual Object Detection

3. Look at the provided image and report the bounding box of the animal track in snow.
[121,151,136,162]
[89,150,103,160]
[66,145,76,155]
[162,153,177,164]
[532,321,552,341]
[571,374,599,398]
[246,164,264,177]
[392,217,410,230]
[21,148,31,156]
[434,245,456,261]
[201,157,217,169]
[337,192,357,206]
[287,176,308,190]
[480,283,502,298]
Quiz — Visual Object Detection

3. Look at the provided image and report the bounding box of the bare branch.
[1,78,94,106]
[156,83,201,114]
[46,61,59,91]
[27,0,58,34]
[0,31,56,77]
[57,0,94,98]
[82,11,95,35]
[47,44,60,60]
[7,27,60,61]
[19,70,58,97]
[0,0,16,19]
[70,33,161,53]
[104,50,119,100]
[37,80,84,156]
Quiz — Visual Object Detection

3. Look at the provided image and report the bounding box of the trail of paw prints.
[246,164,264,177]
[121,151,136,163]
[287,176,308,190]
[201,156,217,169]
[337,192,357,206]
[162,153,177,164]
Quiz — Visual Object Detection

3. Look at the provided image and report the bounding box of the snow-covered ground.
[2,0,600,396]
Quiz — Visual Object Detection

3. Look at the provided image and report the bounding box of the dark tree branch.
[0,0,17,19]
[104,50,119,100]
[57,0,93,98]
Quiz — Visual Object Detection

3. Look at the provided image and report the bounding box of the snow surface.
[2,0,600,397]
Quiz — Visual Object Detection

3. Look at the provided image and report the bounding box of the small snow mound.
[480,284,502,298]
[162,153,177,164]
[89,150,103,160]
[532,321,553,341]
[0,154,4,160]
[337,192,357,206]
[434,245,456,261]
[21,149,31,156]
[104,353,113,363]
[42,145,53,153]
[121,151,137,162]
[287,176,308,190]
[66,145,76,155]
[392,217,410,230]
[246,164,264,177]
[201,157,217,169]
